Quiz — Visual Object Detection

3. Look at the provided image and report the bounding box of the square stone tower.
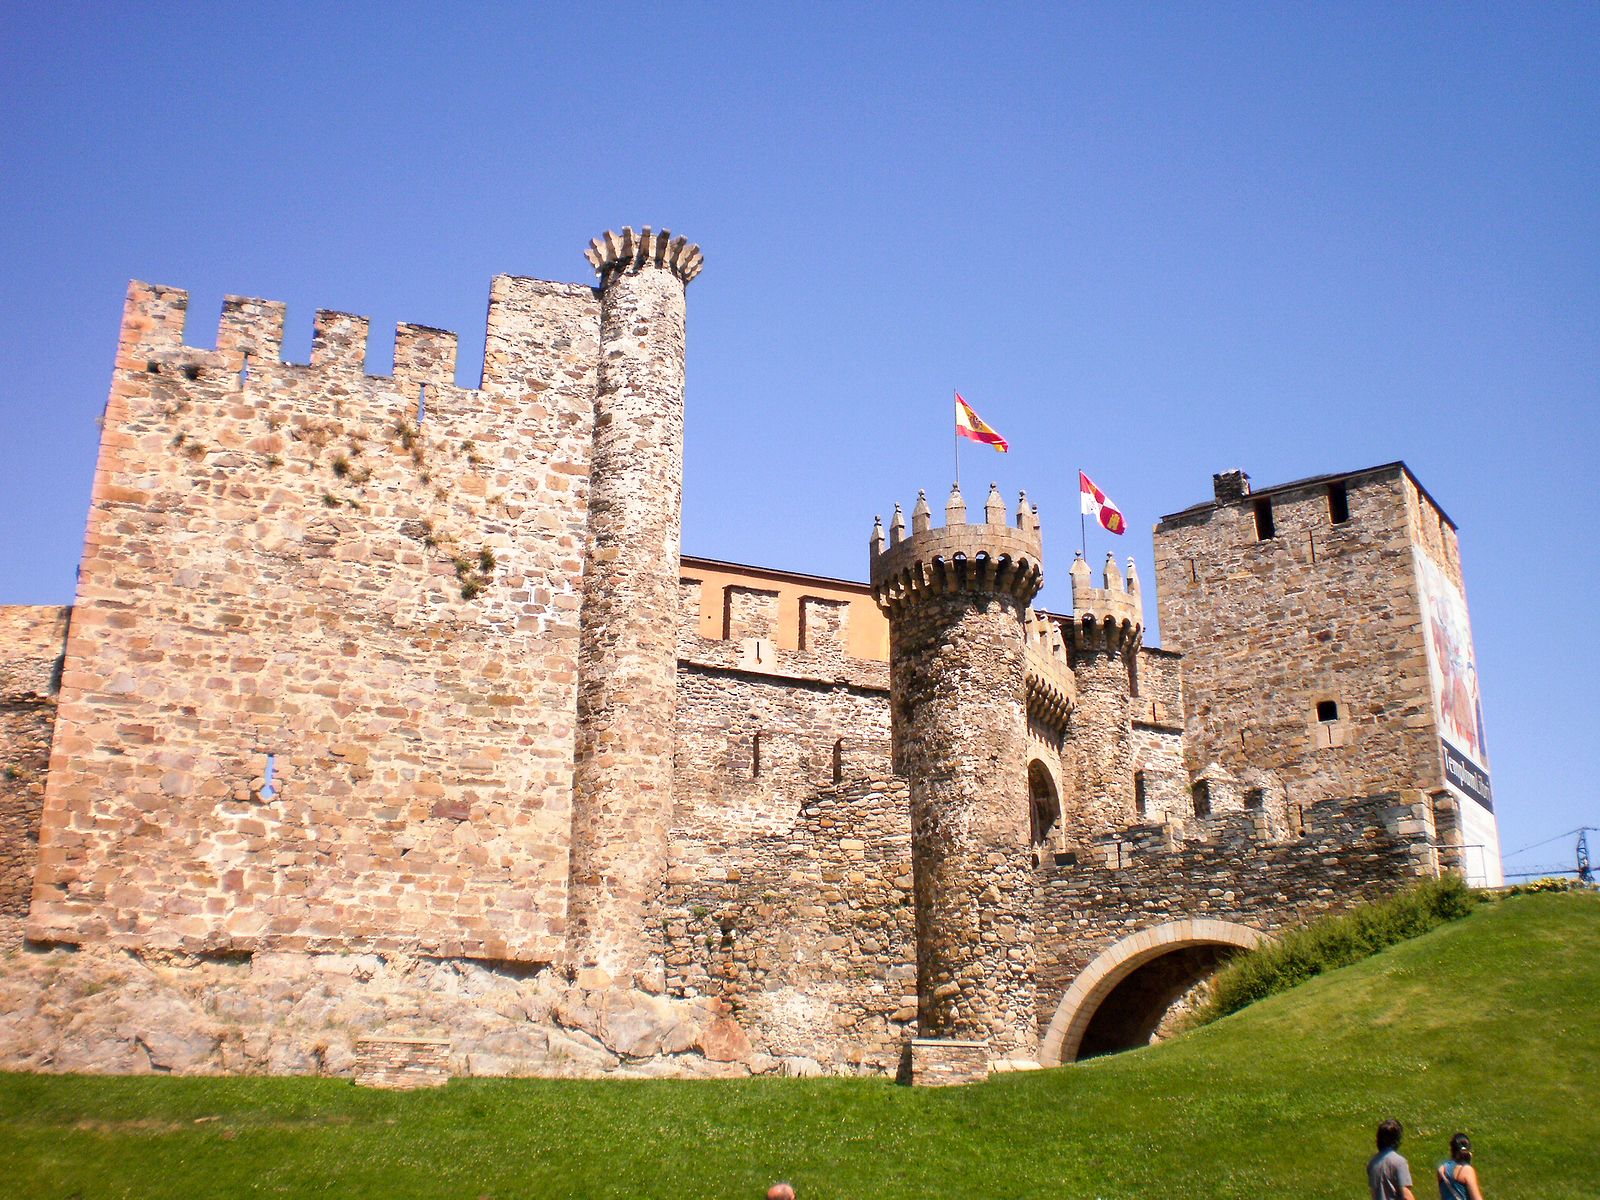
[1152,463,1501,885]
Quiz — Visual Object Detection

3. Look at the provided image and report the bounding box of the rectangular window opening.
[1191,779,1212,818]
[1328,481,1350,524]
[1245,788,1265,811]
[1253,498,1276,540]
[1133,770,1147,818]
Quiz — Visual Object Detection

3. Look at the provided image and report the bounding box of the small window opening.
[183,364,201,381]
[1253,498,1276,540]
[751,732,762,777]
[240,352,251,386]
[259,753,277,801]
[1133,770,1147,817]
[1188,557,1198,583]
[146,360,160,374]
[1328,481,1350,524]
[1245,787,1265,811]
[417,383,427,424]
[1316,699,1340,723]
[1191,779,1212,818]
[832,738,843,783]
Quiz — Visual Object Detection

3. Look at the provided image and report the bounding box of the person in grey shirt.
[1369,1118,1416,1200]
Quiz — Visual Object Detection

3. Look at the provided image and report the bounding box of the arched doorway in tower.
[1038,920,1265,1065]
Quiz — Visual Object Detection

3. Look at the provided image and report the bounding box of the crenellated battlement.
[584,226,704,285]
[117,280,472,390]
[869,483,1043,617]
[114,276,603,396]
[1068,789,1440,877]
[1067,552,1143,653]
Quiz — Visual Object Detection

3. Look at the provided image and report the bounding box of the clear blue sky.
[2,4,1595,871]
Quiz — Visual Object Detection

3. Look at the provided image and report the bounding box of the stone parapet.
[584,226,704,285]
[1068,553,1143,652]
[870,484,1043,617]
[677,632,889,694]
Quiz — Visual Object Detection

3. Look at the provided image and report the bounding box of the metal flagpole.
[953,391,960,490]
[1080,468,1088,558]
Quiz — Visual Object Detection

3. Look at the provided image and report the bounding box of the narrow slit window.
[1133,770,1147,817]
[417,383,427,424]
[1253,498,1277,540]
[832,738,843,783]
[751,731,762,777]
[240,352,251,387]
[1316,699,1340,723]
[1191,779,1211,818]
[259,752,277,801]
[1327,481,1350,524]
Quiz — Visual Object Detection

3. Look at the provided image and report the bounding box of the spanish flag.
[955,393,1007,452]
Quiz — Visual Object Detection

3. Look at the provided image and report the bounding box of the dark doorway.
[1074,944,1239,1060]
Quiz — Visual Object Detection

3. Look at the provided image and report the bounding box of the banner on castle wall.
[1413,550,1492,812]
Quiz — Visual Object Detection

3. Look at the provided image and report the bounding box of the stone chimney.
[1212,470,1251,502]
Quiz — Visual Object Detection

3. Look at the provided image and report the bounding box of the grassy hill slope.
[3,890,1595,1198]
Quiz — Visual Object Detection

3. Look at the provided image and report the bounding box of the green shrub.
[1196,874,1481,1024]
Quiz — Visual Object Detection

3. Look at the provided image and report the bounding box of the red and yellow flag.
[1080,470,1126,535]
[955,393,1008,452]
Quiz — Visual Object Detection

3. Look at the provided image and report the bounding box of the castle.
[0,228,1500,1084]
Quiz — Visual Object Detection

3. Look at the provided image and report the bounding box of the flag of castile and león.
[1080,470,1126,535]
[955,393,1007,452]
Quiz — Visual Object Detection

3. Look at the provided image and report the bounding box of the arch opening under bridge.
[1038,919,1266,1065]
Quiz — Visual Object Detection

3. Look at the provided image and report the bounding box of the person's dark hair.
[1450,1133,1473,1163]
[1377,1118,1404,1152]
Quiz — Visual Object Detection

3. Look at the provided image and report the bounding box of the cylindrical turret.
[870,482,1044,1059]
[1061,552,1147,843]
[568,227,703,986]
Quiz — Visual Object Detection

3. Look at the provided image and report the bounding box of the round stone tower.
[568,227,704,987]
[869,482,1045,1059]
[1062,552,1145,842]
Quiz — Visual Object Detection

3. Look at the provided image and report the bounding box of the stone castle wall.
[1035,788,1442,1057]
[0,607,68,946]
[1153,466,1443,807]
[0,234,1482,1084]
[28,279,601,961]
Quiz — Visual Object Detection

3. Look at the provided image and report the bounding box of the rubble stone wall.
[1154,467,1443,806]
[664,776,915,1074]
[1,607,68,944]
[28,279,601,962]
[1034,789,1442,1039]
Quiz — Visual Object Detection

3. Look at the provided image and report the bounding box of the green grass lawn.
[3,890,1595,1198]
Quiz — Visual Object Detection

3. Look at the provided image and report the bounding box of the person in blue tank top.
[1437,1132,1486,1200]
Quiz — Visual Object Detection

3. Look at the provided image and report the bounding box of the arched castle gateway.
[0,230,1500,1086]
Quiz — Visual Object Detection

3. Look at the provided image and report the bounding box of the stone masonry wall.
[664,776,915,1074]
[1154,467,1442,807]
[28,278,600,961]
[1,607,68,946]
[1035,789,1442,1038]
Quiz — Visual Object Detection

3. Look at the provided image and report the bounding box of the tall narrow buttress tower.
[568,228,704,984]
[870,483,1045,1059]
